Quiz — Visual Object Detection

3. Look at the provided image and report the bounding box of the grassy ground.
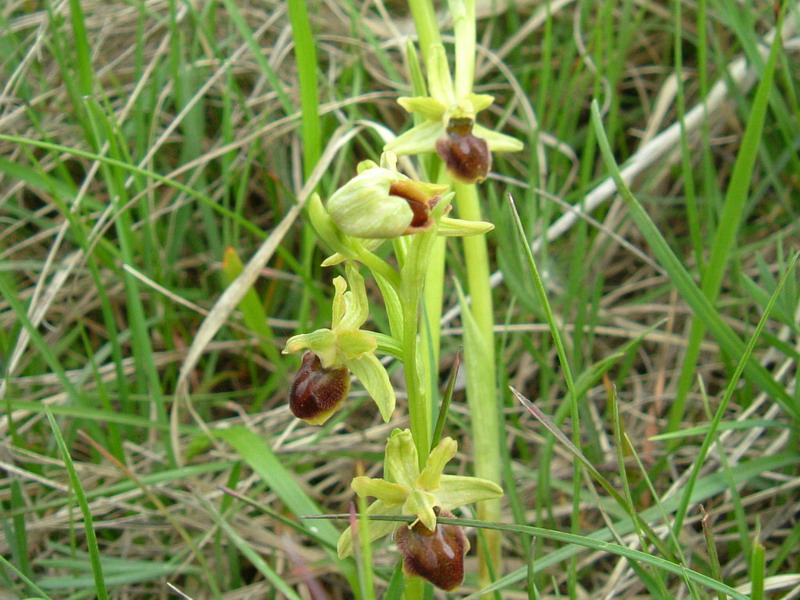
[1,0,799,598]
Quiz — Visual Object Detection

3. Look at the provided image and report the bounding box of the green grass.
[1,1,799,598]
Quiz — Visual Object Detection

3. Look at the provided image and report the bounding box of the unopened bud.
[289,352,350,425]
[326,166,447,238]
[435,118,491,184]
[395,510,468,591]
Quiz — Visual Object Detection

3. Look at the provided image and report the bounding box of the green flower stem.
[421,236,445,409]
[449,0,476,99]
[402,282,430,469]
[354,245,401,290]
[454,180,502,585]
[400,224,443,470]
[420,170,454,431]
[407,0,443,72]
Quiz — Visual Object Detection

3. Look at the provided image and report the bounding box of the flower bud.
[435,117,491,184]
[327,168,412,238]
[326,166,448,238]
[289,351,350,425]
[395,510,468,591]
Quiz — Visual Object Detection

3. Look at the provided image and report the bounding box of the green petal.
[351,476,408,505]
[473,124,524,153]
[397,96,447,121]
[337,500,402,558]
[346,354,396,422]
[417,437,456,491]
[437,475,504,510]
[384,429,420,489]
[331,276,347,329]
[282,329,338,368]
[384,121,443,156]
[465,93,495,113]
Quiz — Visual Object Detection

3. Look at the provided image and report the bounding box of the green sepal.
[463,92,494,113]
[438,216,494,237]
[308,192,357,258]
[351,476,408,505]
[337,500,401,559]
[473,123,524,152]
[384,120,442,156]
[356,158,380,173]
[437,475,504,509]
[398,96,447,121]
[321,238,384,267]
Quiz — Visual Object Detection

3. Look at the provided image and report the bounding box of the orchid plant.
[282,0,521,593]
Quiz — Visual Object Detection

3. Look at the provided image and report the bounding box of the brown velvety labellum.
[389,180,431,229]
[395,510,467,591]
[435,117,491,184]
[289,352,349,423]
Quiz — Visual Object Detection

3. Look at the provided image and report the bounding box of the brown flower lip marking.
[395,509,468,591]
[289,351,350,423]
[388,180,444,233]
[435,117,491,184]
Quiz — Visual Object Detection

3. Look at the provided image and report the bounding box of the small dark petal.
[435,117,491,184]
[289,352,350,425]
[395,510,467,591]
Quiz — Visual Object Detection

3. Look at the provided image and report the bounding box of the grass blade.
[700,506,726,600]
[46,409,108,600]
[749,528,766,600]
[431,348,460,450]
[0,555,53,600]
[215,426,360,591]
[667,5,787,435]
[511,386,673,560]
[590,100,798,420]
[671,252,798,534]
